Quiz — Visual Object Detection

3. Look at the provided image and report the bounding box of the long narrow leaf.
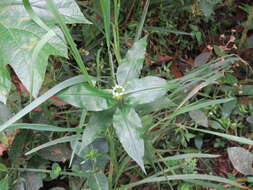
[123,174,238,189]
[9,123,81,132]
[45,0,93,86]
[187,127,253,145]
[25,134,81,155]
[0,75,89,132]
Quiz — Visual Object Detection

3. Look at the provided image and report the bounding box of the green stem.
[106,126,118,189]
[45,0,93,86]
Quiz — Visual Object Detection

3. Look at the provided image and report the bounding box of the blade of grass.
[149,98,234,131]
[112,0,121,63]
[156,153,220,163]
[0,75,89,132]
[45,0,93,86]
[9,123,81,132]
[186,127,253,145]
[25,134,81,155]
[144,26,193,36]
[122,174,239,189]
[69,108,87,167]
[99,0,116,85]
[135,0,150,41]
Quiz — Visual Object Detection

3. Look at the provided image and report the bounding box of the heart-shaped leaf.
[116,37,147,85]
[113,107,145,173]
[0,0,91,99]
[228,147,253,175]
[57,83,116,111]
[124,76,168,105]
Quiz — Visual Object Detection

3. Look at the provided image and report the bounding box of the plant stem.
[45,0,93,86]
[106,126,118,189]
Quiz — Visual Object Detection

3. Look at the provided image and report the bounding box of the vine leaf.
[113,106,146,173]
[0,0,91,101]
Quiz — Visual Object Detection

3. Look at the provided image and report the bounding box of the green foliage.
[0,0,91,100]
[0,0,253,189]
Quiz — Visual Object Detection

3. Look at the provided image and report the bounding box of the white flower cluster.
[112,84,125,98]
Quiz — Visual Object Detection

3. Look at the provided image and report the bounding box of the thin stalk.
[106,126,118,189]
[99,0,116,85]
[69,109,87,167]
[135,0,150,41]
[96,48,103,87]
[113,0,121,64]
[45,0,93,86]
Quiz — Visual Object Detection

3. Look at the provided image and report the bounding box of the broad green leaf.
[0,103,12,125]
[124,76,168,105]
[71,138,109,171]
[136,96,177,114]
[87,173,109,190]
[71,138,109,159]
[116,37,147,85]
[227,147,253,175]
[57,83,116,111]
[38,144,72,162]
[50,163,62,179]
[189,110,208,127]
[0,177,8,190]
[22,172,43,190]
[0,0,91,97]
[113,107,146,173]
[0,64,11,104]
[81,109,113,149]
[199,0,221,17]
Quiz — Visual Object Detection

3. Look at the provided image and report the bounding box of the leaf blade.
[113,107,146,173]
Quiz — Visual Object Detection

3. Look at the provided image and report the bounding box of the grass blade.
[45,0,93,86]
[0,75,88,132]
[123,174,238,189]
[187,127,253,145]
[9,123,81,132]
[25,134,81,155]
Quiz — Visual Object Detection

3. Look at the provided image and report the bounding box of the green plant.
[1,0,253,189]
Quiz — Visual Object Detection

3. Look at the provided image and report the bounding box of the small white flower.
[112,84,125,98]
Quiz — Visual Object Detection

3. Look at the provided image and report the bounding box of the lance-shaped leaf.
[57,83,116,111]
[124,76,168,105]
[0,64,11,104]
[0,0,91,98]
[113,107,146,173]
[116,37,147,85]
[81,109,114,149]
